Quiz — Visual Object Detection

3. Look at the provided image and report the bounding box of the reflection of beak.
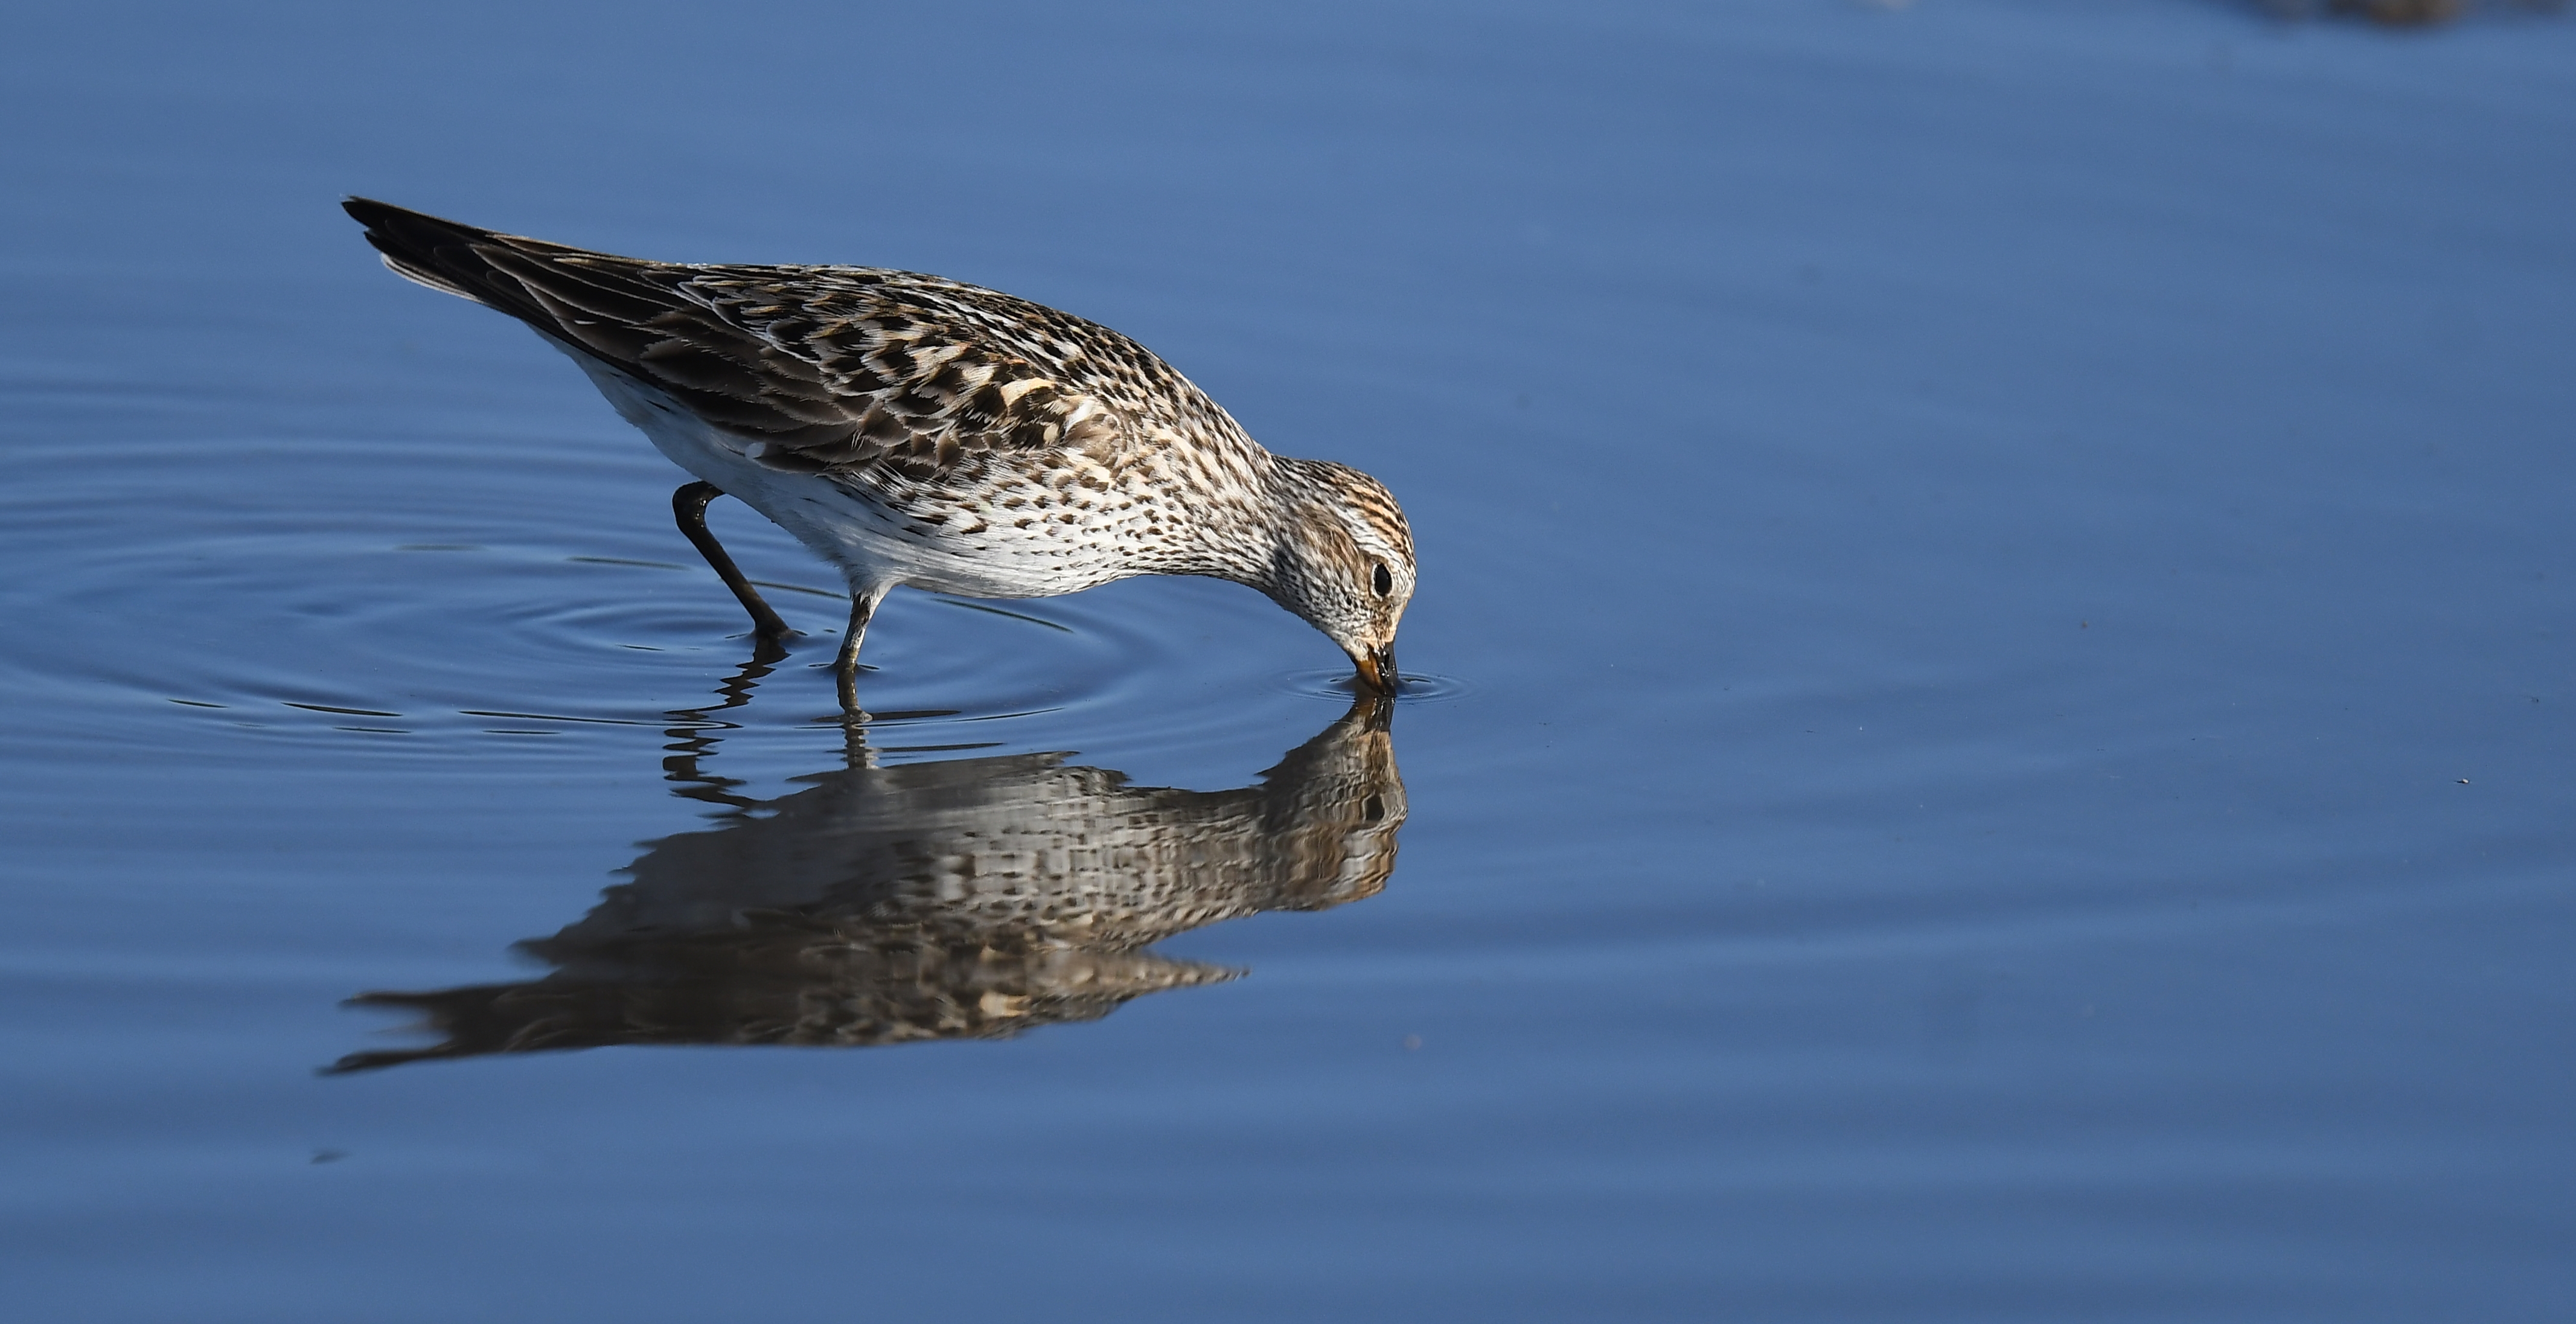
[1354,647,1399,694]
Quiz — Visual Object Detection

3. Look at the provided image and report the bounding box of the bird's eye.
[1371,563,1393,597]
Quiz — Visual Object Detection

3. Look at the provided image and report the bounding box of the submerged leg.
[834,587,884,713]
[672,481,797,643]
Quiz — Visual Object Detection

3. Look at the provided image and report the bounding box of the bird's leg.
[672,482,797,644]
[834,586,884,714]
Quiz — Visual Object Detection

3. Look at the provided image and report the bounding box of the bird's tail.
[342,197,588,326]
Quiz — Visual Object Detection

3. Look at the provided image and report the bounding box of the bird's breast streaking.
[344,198,1414,699]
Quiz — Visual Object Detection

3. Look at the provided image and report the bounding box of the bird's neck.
[1168,449,1304,594]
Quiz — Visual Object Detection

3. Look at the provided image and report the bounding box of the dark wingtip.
[339,197,521,307]
[339,197,488,252]
[342,196,414,237]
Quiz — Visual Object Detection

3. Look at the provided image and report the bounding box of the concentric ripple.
[1277,667,1476,705]
[0,431,1370,772]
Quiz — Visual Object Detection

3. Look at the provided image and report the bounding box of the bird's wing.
[344,198,1135,481]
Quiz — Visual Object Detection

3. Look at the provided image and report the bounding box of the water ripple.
[0,434,1342,766]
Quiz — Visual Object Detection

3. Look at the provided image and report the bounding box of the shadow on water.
[327,655,1405,1073]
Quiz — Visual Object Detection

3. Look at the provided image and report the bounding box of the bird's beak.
[1354,647,1399,694]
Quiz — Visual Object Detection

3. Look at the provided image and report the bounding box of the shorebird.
[329,691,1401,1070]
[343,200,1413,699]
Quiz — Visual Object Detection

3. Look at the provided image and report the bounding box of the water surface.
[3,2,2572,1320]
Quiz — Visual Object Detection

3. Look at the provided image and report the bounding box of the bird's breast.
[570,350,1203,600]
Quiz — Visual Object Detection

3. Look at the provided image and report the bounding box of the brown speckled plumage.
[327,696,1401,1070]
[344,199,1414,689]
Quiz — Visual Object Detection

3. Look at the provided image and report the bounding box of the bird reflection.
[329,661,1403,1072]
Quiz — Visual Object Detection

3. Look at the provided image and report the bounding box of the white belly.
[565,350,1113,601]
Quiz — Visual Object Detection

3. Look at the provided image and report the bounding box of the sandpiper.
[344,199,1413,699]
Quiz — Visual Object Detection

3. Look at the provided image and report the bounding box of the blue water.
[4,2,2573,1319]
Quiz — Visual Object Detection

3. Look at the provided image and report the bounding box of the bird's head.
[1262,458,1414,693]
